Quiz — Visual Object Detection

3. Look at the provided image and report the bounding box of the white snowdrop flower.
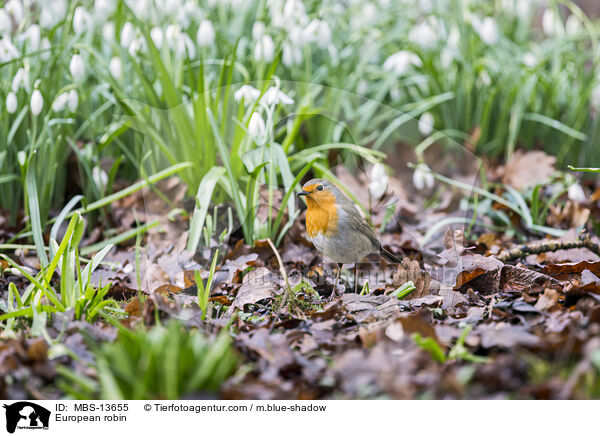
[177,1,201,29]
[11,67,29,92]
[0,9,12,35]
[515,1,533,19]
[522,52,536,68]
[248,112,267,144]
[234,85,261,104]
[413,163,434,191]
[542,8,563,37]
[566,14,581,36]
[475,17,499,45]
[288,25,305,47]
[165,24,179,48]
[260,87,294,106]
[27,24,41,51]
[477,69,491,87]
[448,26,460,50]
[369,163,388,199]
[17,23,40,51]
[128,37,143,57]
[157,0,180,15]
[164,26,188,56]
[361,3,377,25]
[150,26,163,49]
[40,37,51,61]
[316,21,332,47]
[73,6,91,35]
[254,34,274,63]
[67,89,78,112]
[109,56,122,79]
[568,183,586,203]
[409,21,437,50]
[252,21,265,40]
[196,19,215,47]
[94,0,115,19]
[39,8,53,29]
[500,0,524,15]
[70,54,85,81]
[5,0,24,25]
[92,166,108,191]
[383,51,422,76]
[126,0,151,21]
[269,12,285,29]
[6,92,17,114]
[282,41,302,67]
[120,22,135,48]
[39,0,67,29]
[304,19,331,48]
[176,33,195,58]
[102,21,115,41]
[30,89,43,115]
[418,112,434,136]
[440,49,453,69]
[51,92,68,112]
[283,0,306,23]
[0,36,19,63]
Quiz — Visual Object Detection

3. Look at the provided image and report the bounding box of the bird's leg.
[354,264,359,293]
[332,263,342,299]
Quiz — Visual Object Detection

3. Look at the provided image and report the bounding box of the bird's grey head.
[298,178,338,196]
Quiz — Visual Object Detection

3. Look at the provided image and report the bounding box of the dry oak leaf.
[341,294,409,324]
[477,323,540,349]
[227,267,280,314]
[391,258,432,299]
[542,261,600,281]
[501,150,556,191]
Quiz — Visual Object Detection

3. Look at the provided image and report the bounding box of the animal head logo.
[3,402,51,433]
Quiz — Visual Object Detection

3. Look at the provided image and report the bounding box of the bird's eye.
[317,185,324,191]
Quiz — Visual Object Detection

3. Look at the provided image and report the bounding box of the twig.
[266,238,293,312]
[497,230,600,262]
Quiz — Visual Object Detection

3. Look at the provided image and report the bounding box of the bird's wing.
[339,202,381,250]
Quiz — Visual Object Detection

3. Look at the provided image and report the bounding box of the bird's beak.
[297,190,308,197]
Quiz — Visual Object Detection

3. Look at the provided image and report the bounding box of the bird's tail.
[381,247,402,263]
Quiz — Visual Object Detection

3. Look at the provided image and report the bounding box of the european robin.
[297,178,401,295]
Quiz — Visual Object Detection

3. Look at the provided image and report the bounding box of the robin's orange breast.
[305,196,338,238]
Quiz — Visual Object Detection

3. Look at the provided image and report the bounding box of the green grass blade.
[187,167,226,253]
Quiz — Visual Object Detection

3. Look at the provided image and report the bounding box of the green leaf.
[413,333,446,363]
[390,281,416,299]
[523,113,586,141]
[187,167,226,253]
[569,165,600,173]
[25,158,49,267]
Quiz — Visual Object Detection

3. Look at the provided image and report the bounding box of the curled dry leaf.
[227,267,280,314]
[457,263,559,295]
